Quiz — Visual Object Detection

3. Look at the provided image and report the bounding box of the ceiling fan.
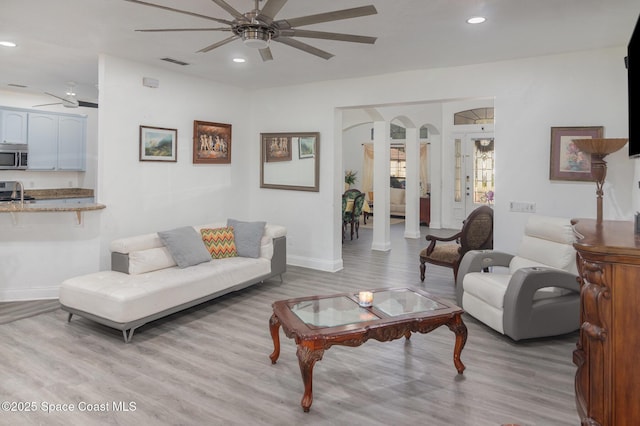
[126,0,377,61]
[33,82,98,109]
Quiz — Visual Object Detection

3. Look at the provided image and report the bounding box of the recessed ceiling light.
[467,16,486,24]
[233,57,246,63]
[0,41,17,47]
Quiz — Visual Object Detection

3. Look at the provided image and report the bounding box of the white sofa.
[390,187,405,217]
[60,221,287,342]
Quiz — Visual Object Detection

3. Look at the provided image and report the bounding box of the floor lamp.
[572,138,628,224]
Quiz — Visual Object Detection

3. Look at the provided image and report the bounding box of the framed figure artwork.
[263,134,293,162]
[193,121,232,164]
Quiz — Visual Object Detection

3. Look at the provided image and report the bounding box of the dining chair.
[341,195,349,242]
[346,192,366,240]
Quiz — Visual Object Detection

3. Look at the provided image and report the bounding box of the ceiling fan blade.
[197,35,239,53]
[277,5,377,28]
[259,0,288,19]
[45,92,70,102]
[259,47,273,61]
[281,29,376,44]
[124,0,233,26]
[78,101,99,108]
[273,37,333,60]
[33,102,62,107]
[210,0,245,20]
[136,27,231,32]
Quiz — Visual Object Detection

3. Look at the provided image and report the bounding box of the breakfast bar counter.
[0,201,105,224]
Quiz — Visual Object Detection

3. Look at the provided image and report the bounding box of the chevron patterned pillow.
[200,227,238,259]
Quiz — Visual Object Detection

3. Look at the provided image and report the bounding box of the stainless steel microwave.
[0,143,28,170]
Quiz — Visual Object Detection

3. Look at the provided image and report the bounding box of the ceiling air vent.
[161,57,189,66]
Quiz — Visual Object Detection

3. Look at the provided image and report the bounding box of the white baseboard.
[287,255,343,272]
[371,241,391,251]
[0,286,59,302]
[404,230,421,239]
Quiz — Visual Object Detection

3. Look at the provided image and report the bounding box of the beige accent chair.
[456,215,580,341]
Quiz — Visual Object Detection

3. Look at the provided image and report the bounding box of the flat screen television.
[629,14,640,157]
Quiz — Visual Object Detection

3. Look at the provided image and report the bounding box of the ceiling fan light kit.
[127,0,377,61]
[242,27,271,49]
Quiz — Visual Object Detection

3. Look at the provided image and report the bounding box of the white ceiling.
[1,0,638,104]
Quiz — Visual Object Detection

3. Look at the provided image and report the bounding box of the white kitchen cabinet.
[57,116,86,170]
[28,112,86,171]
[27,113,58,170]
[1,109,28,144]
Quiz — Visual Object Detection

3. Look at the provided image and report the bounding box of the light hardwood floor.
[0,224,580,426]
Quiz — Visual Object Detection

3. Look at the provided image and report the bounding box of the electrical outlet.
[510,201,536,213]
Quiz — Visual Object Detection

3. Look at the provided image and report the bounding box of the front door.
[453,132,495,220]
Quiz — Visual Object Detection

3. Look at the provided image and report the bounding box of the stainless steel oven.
[0,143,28,170]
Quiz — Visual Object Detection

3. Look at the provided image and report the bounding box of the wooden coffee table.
[269,287,467,412]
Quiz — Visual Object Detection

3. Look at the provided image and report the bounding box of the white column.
[372,120,391,251]
[404,127,420,238]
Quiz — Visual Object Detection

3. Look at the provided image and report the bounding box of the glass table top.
[289,289,447,328]
[290,296,379,327]
[373,289,443,316]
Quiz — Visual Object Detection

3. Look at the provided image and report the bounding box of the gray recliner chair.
[455,215,580,341]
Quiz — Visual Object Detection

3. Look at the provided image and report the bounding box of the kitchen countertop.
[0,202,105,213]
[0,188,105,222]
[24,188,95,199]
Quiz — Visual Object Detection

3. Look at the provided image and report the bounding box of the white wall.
[0,46,633,299]
[251,46,632,268]
[0,56,251,300]
[342,123,370,189]
[0,90,100,300]
[96,55,251,270]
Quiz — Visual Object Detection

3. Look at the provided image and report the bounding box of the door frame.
[452,129,495,222]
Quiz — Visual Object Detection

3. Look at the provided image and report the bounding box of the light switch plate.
[510,201,536,213]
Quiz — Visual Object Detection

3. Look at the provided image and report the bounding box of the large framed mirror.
[260,132,320,192]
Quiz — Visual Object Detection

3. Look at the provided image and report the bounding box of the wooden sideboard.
[571,219,640,426]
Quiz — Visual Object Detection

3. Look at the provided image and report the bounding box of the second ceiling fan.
[126,0,377,61]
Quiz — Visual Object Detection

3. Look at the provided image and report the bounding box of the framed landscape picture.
[298,136,316,159]
[193,120,232,164]
[139,126,177,162]
[549,126,603,181]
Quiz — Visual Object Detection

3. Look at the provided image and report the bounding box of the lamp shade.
[572,138,628,156]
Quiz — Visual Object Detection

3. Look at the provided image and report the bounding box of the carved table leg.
[269,313,281,364]
[446,313,467,374]
[296,343,324,412]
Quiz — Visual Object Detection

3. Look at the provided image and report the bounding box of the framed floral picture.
[139,126,177,162]
[193,121,232,164]
[549,126,603,181]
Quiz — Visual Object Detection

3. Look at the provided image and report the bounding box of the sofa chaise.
[60,220,286,342]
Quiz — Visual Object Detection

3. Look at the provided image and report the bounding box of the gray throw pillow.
[157,226,211,268]
[227,219,266,258]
